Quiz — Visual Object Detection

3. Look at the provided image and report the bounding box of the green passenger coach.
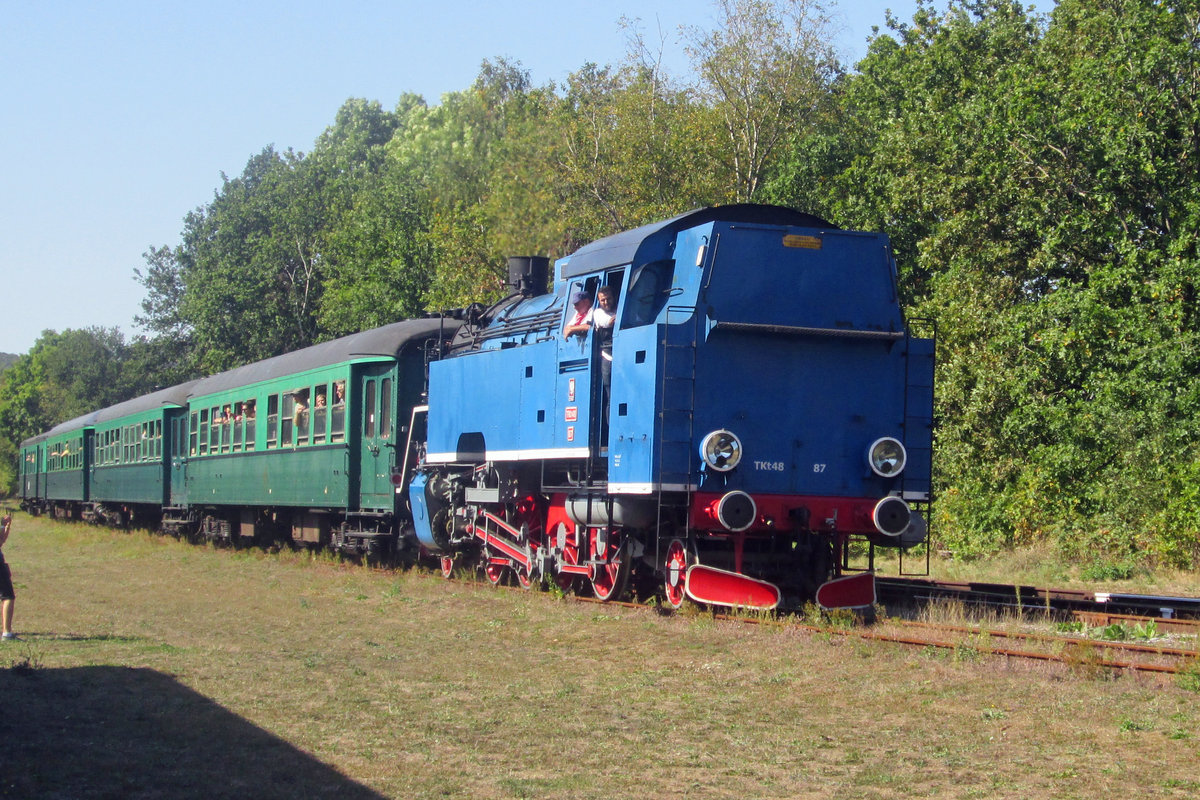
[178,318,450,554]
[24,411,97,517]
[88,381,200,526]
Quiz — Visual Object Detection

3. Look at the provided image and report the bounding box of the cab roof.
[558,204,835,280]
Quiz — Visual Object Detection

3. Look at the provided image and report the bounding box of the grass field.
[2,512,1199,799]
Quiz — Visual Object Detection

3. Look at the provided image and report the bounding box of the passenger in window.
[333,382,345,406]
[222,405,233,425]
[244,400,256,419]
[595,286,618,443]
[563,290,593,338]
[594,287,616,342]
[293,391,310,442]
[315,391,327,409]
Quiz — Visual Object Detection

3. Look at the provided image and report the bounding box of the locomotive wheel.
[552,522,584,593]
[440,555,455,579]
[589,527,631,602]
[483,561,507,586]
[663,538,691,609]
[513,564,536,590]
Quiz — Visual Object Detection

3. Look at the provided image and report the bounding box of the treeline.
[3,0,1198,569]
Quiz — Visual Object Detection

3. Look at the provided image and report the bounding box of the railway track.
[548,578,1200,676]
[876,576,1200,622]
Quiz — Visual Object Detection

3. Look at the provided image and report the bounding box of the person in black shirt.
[0,511,16,641]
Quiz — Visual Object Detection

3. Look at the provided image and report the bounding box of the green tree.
[684,0,842,202]
[805,0,1200,566]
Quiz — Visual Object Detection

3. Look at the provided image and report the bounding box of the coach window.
[331,381,346,442]
[281,393,296,446]
[209,407,221,453]
[364,380,377,438]
[295,389,310,446]
[380,378,392,438]
[244,399,257,450]
[231,403,243,451]
[155,420,163,459]
[190,412,199,456]
[199,409,209,455]
[312,384,327,444]
[267,395,279,448]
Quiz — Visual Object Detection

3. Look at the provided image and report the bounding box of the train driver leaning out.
[563,290,593,338]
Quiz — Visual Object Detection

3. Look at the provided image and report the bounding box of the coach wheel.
[589,527,631,602]
[440,555,455,579]
[663,538,692,609]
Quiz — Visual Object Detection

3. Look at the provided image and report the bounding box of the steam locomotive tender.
[411,204,934,609]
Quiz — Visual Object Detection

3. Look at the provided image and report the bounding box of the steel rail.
[877,576,1200,620]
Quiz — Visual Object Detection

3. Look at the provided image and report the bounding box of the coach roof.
[93,380,202,424]
[188,317,453,398]
[559,204,836,280]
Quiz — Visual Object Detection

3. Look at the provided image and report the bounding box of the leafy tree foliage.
[684,0,842,201]
[808,0,1200,566]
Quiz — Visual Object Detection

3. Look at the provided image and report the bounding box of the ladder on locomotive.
[898,318,936,577]
[654,305,700,566]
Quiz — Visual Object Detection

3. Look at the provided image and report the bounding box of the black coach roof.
[21,411,98,447]
[559,204,836,279]
[21,380,201,447]
[188,317,453,398]
[94,380,202,424]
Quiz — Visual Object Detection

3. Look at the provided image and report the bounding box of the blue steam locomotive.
[20,204,933,610]
[412,204,934,609]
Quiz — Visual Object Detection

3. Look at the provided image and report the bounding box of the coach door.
[358,364,397,511]
[169,413,189,507]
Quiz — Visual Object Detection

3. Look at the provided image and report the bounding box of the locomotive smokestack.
[506,256,549,298]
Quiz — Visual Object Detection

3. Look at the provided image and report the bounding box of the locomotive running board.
[685,565,781,610]
[816,572,876,609]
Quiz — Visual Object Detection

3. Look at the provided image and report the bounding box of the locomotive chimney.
[506,256,549,298]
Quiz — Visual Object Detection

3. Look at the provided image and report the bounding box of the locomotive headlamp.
[867,437,907,477]
[717,491,757,532]
[700,429,742,472]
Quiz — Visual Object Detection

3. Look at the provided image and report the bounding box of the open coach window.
[621,259,675,328]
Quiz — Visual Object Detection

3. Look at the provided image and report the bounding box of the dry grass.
[3,513,1200,799]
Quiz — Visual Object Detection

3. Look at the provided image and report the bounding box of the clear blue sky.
[0,0,1052,356]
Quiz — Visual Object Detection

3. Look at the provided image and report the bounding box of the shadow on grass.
[0,665,386,800]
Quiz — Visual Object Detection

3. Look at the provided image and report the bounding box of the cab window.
[621,259,676,328]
